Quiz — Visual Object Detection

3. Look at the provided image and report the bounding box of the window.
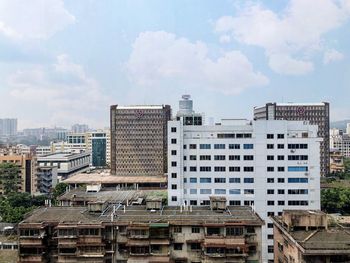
[190,189,197,194]
[214,166,226,172]
[171,184,177,190]
[267,201,275,206]
[174,243,182,250]
[278,167,285,172]
[171,161,177,167]
[191,243,201,250]
[190,155,197,160]
[170,127,177,133]
[190,200,197,205]
[217,133,235,138]
[267,167,274,172]
[200,155,211,160]
[268,234,274,240]
[174,227,182,233]
[244,200,254,206]
[267,134,274,139]
[267,212,274,217]
[171,150,177,155]
[171,138,177,144]
[277,134,284,139]
[278,201,285,205]
[288,200,309,206]
[229,155,240,160]
[172,196,177,202]
[267,178,274,183]
[171,173,177,178]
[214,178,226,183]
[215,189,226,194]
[184,156,187,161]
[190,177,197,183]
[267,155,274,161]
[200,178,211,183]
[229,200,241,206]
[192,227,200,233]
[189,166,197,172]
[278,155,285,160]
[288,189,308,194]
[183,145,187,149]
[244,167,254,172]
[267,223,274,228]
[229,178,240,183]
[229,144,240,149]
[229,166,240,172]
[229,189,241,195]
[277,144,284,149]
[278,189,285,194]
[288,144,308,149]
[214,144,225,149]
[278,178,285,183]
[214,155,226,160]
[267,189,274,194]
[288,155,309,161]
[200,144,211,149]
[200,166,211,172]
[200,189,211,194]
[183,167,187,172]
[189,144,197,149]
[288,166,308,172]
[244,155,254,161]
[288,178,308,183]
[244,178,254,183]
[267,144,274,149]
[244,189,254,195]
[226,227,243,236]
[201,200,210,205]
[243,144,254,149]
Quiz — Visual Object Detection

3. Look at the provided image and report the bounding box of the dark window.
[277,134,284,139]
[277,144,284,149]
[244,167,254,172]
[171,161,177,167]
[171,127,177,132]
[244,155,254,161]
[189,144,197,149]
[278,167,285,172]
[171,173,177,178]
[267,189,274,194]
[267,201,275,206]
[189,166,197,172]
[267,144,274,149]
[171,184,177,190]
[277,178,285,183]
[171,196,177,201]
[174,243,182,250]
[229,200,241,206]
[171,139,177,144]
[267,155,274,161]
[171,150,177,155]
[278,189,285,194]
[229,144,240,149]
[267,178,274,183]
[229,155,240,160]
[278,155,285,160]
[267,134,274,139]
[229,166,240,172]
[192,227,200,233]
[267,167,274,172]
[190,155,197,160]
[278,201,285,205]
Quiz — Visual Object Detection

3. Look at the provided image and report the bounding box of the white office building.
[168,96,321,263]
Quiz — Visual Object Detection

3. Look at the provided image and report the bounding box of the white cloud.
[323,49,344,64]
[0,0,75,40]
[215,0,350,74]
[268,54,314,75]
[219,35,231,44]
[5,55,111,128]
[126,31,269,95]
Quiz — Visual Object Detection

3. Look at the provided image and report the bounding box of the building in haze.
[254,102,330,176]
[110,104,171,176]
[71,123,89,133]
[0,118,17,137]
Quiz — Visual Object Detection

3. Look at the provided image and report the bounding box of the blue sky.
[0,0,349,129]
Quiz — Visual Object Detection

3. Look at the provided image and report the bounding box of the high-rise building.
[86,131,110,167]
[71,123,89,133]
[330,128,350,158]
[0,118,17,137]
[168,96,321,262]
[110,104,171,176]
[254,102,330,176]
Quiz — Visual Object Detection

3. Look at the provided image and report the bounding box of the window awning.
[149,223,169,228]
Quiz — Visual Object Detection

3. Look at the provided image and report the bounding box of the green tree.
[52,182,68,204]
[321,187,350,214]
[0,162,21,195]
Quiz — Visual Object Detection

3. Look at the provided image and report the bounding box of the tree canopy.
[0,162,22,195]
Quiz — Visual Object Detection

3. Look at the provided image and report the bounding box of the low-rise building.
[36,166,58,194]
[37,152,90,180]
[18,197,264,263]
[330,149,345,173]
[272,210,350,263]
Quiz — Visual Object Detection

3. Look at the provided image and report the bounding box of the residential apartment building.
[110,104,171,176]
[330,149,345,173]
[168,96,321,263]
[18,197,263,263]
[71,123,89,133]
[36,166,58,194]
[330,127,350,158]
[37,152,90,180]
[272,210,350,263]
[254,102,330,176]
[0,153,37,194]
[0,118,17,137]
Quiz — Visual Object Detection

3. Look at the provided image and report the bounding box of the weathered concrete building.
[18,197,264,263]
[272,210,350,263]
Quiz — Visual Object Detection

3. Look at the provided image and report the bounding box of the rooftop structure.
[272,210,350,263]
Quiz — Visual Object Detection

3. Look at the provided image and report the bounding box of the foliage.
[52,182,68,204]
[0,162,21,195]
[321,187,350,214]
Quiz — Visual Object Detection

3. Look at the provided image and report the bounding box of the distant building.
[110,104,171,176]
[254,102,330,176]
[330,149,345,173]
[330,128,350,158]
[37,152,90,180]
[86,131,110,167]
[18,197,264,263]
[272,210,350,263]
[71,123,89,133]
[0,153,36,194]
[0,118,17,137]
[22,127,68,140]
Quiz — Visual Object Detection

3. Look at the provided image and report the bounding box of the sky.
[0,0,350,129]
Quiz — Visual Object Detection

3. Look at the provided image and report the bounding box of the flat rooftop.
[38,152,90,160]
[20,206,264,226]
[63,173,167,184]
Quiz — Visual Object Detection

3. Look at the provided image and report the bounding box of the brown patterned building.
[110,105,171,177]
[254,102,330,176]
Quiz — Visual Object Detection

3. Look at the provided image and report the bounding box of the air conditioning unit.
[304,172,309,176]
[290,149,296,153]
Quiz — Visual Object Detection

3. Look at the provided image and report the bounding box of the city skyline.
[0,0,349,129]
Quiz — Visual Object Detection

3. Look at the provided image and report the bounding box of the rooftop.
[63,173,167,184]
[20,205,264,226]
[115,105,167,110]
[37,152,90,160]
